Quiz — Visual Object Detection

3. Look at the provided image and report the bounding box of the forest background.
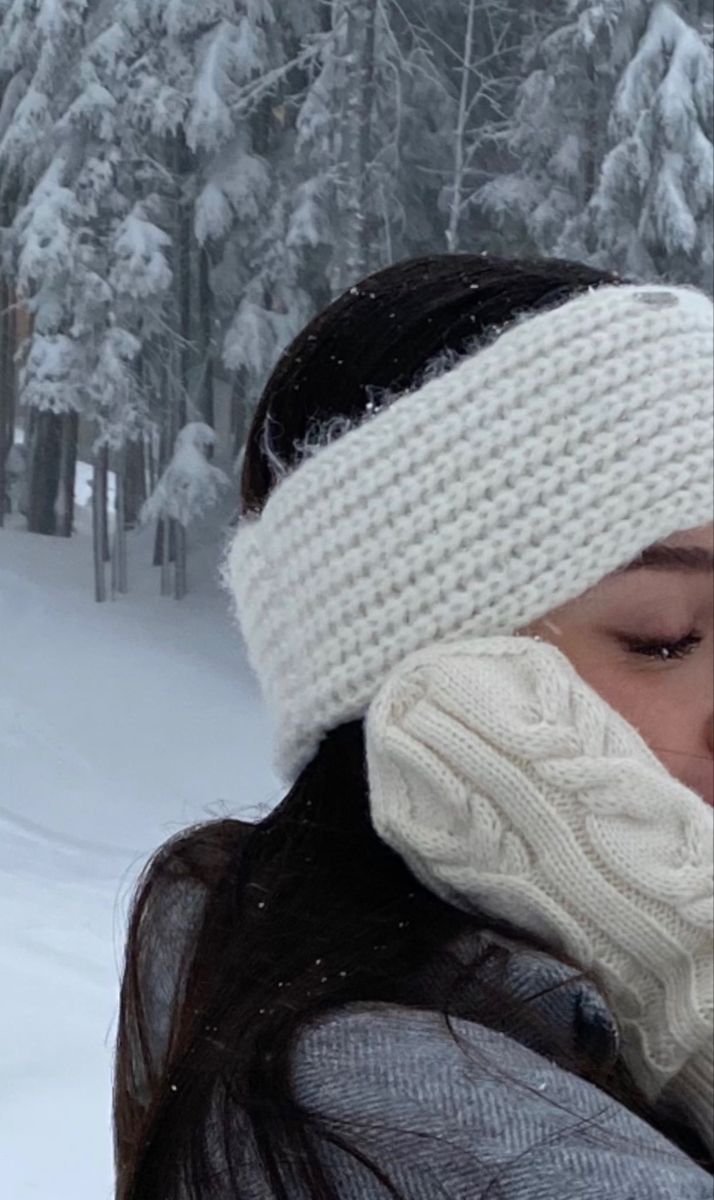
[0,0,712,597]
[0,7,712,1195]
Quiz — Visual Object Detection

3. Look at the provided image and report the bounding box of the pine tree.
[475,0,713,290]
[391,0,528,255]
[563,1,714,288]
[270,0,410,309]
[0,0,91,535]
[141,421,229,597]
[3,0,709,596]
[0,28,27,524]
[210,4,325,436]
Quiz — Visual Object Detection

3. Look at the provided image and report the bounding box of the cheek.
[592,676,679,755]
[568,658,667,743]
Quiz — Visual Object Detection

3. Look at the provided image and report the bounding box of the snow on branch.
[141,423,230,528]
[20,332,84,413]
[110,204,173,300]
[186,21,237,153]
[15,157,79,295]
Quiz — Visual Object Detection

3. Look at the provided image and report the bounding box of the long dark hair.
[113,255,712,1199]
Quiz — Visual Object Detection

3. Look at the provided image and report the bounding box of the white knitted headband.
[225,282,714,785]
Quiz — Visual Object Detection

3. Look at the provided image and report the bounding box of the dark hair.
[113,254,712,1199]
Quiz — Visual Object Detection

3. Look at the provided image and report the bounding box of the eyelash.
[623,631,703,662]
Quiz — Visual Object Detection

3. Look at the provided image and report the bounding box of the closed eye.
[621,632,703,662]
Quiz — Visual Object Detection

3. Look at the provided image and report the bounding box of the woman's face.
[518,522,714,807]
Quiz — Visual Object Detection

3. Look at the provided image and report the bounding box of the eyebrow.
[615,544,714,574]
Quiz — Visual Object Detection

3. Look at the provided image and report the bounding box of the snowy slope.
[0,514,278,1200]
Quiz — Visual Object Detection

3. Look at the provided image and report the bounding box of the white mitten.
[365,635,714,1150]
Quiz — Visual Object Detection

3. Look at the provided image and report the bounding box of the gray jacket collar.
[408,923,621,1074]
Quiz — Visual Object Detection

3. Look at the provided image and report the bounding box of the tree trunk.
[124,436,147,529]
[101,444,111,562]
[0,412,5,526]
[331,0,377,292]
[93,447,108,603]
[111,445,128,596]
[174,521,187,600]
[125,351,147,529]
[152,420,172,567]
[153,505,177,567]
[230,376,248,463]
[175,129,192,428]
[27,409,62,534]
[446,0,477,253]
[148,423,159,494]
[160,515,172,596]
[0,269,17,525]
[56,410,78,538]
[199,247,214,431]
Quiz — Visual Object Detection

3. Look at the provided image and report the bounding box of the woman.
[114,255,714,1199]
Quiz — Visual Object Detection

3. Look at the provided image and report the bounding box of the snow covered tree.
[563,1,714,288]
[0,57,25,524]
[187,6,335,463]
[141,421,229,597]
[389,0,529,255]
[326,0,378,289]
[0,0,92,534]
[0,227,17,525]
[474,0,612,254]
[269,0,413,309]
[116,0,309,556]
[475,0,713,290]
[2,0,709,596]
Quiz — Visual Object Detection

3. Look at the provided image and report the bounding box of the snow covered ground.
[0,511,279,1200]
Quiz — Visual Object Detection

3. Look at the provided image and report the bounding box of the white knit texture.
[225,282,714,785]
[365,634,714,1146]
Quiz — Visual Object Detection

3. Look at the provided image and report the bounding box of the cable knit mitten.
[365,635,714,1150]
